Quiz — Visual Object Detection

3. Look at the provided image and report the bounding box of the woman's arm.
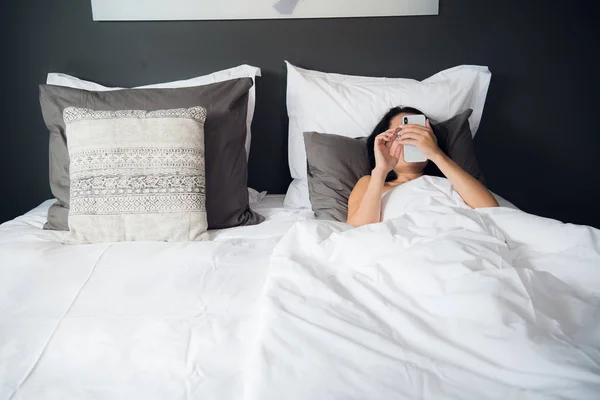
[347,128,403,227]
[399,121,498,209]
[347,171,387,227]
[430,152,498,208]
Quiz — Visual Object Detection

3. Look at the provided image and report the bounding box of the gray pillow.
[427,109,485,185]
[304,109,484,222]
[39,78,264,231]
[304,133,370,222]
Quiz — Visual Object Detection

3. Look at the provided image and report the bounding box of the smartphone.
[401,114,428,163]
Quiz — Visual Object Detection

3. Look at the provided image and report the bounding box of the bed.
[3,62,600,400]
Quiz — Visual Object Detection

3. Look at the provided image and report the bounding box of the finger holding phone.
[373,127,403,174]
[398,115,441,161]
[398,114,498,210]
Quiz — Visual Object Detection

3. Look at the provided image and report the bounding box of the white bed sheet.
[0,196,313,400]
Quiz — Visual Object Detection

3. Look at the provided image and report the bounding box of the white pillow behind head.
[46,64,261,159]
[422,65,491,136]
[284,61,491,208]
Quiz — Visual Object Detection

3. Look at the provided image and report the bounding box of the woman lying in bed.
[347,107,498,227]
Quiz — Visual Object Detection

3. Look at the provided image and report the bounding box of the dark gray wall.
[2,0,599,227]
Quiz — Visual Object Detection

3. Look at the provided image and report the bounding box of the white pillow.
[283,178,312,209]
[46,64,261,159]
[284,61,491,208]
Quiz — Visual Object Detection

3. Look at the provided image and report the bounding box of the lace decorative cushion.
[63,106,208,243]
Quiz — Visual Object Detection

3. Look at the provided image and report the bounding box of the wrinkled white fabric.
[248,188,268,205]
[245,177,600,400]
[3,185,598,400]
[0,196,312,400]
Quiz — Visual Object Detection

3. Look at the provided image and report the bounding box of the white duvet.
[244,177,600,400]
[2,181,599,400]
[0,197,313,400]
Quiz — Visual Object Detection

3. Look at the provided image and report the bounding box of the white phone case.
[402,114,428,163]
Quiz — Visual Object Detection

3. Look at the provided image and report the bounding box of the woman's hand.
[374,128,402,175]
[398,120,442,161]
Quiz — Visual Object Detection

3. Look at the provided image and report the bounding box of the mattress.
[0,196,313,400]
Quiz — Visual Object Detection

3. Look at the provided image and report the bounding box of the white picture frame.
[91,0,439,21]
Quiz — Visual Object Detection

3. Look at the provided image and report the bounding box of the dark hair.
[366,106,425,182]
